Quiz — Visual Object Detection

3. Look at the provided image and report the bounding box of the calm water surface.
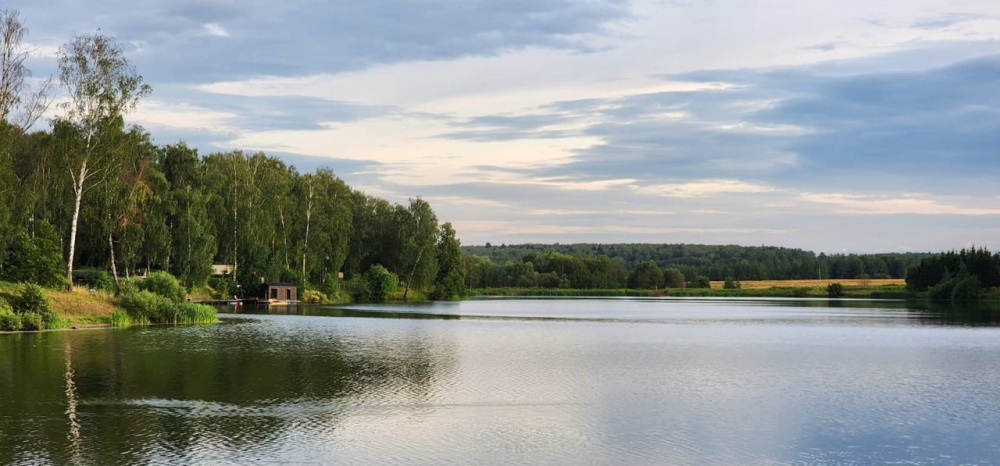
[3,298,1000,465]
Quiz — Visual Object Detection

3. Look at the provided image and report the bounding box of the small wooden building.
[261,282,298,304]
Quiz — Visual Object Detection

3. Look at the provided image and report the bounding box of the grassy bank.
[1,282,116,330]
[1,274,219,332]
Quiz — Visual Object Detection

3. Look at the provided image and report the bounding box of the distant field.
[710,279,906,290]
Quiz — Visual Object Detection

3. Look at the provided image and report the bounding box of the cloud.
[8,0,632,82]
[801,193,1000,216]
[909,12,991,30]
[203,23,228,37]
[634,180,775,198]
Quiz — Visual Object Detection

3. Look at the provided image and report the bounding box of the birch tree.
[0,8,52,131]
[399,198,438,301]
[57,33,150,288]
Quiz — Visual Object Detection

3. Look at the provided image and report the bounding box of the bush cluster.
[929,275,982,304]
[115,272,218,325]
[136,271,187,302]
[0,284,62,331]
[357,265,397,302]
[77,268,115,292]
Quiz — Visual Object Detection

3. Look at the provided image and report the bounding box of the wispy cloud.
[203,23,229,37]
[801,193,1000,216]
[634,180,775,198]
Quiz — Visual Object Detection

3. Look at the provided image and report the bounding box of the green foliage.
[301,289,325,303]
[434,270,468,300]
[0,309,23,331]
[689,275,712,289]
[628,260,663,289]
[116,278,139,296]
[723,276,741,289]
[208,277,237,300]
[137,271,186,303]
[433,222,467,300]
[117,290,177,323]
[109,309,132,327]
[928,278,959,301]
[1,27,452,302]
[177,302,219,324]
[906,247,999,291]
[358,264,397,302]
[115,292,217,325]
[827,283,844,298]
[78,268,116,291]
[17,284,50,315]
[464,243,926,281]
[19,312,42,331]
[950,277,982,304]
[0,221,66,287]
[663,268,686,289]
[319,275,351,303]
[398,198,439,299]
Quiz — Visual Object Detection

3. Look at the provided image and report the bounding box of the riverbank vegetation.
[0,10,466,323]
[470,283,913,299]
[466,248,1000,302]
[905,248,1000,304]
[463,244,928,284]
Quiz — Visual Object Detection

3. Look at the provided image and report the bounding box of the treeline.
[0,13,466,301]
[905,248,1000,302]
[462,243,927,286]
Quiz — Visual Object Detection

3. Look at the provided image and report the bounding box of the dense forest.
[0,12,466,300]
[905,248,1000,302]
[462,243,930,289]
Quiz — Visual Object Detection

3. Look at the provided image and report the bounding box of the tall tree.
[433,222,467,300]
[399,198,438,300]
[57,33,151,288]
[0,8,51,131]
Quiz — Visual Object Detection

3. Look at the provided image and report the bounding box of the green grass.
[116,290,219,325]
[109,309,132,327]
[177,303,219,324]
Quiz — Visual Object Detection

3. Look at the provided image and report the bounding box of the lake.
[3,298,1000,465]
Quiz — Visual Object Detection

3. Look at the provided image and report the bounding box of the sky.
[11,0,1000,252]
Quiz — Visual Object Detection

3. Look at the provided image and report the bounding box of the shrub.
[663,268,686,289]
[628,261,663,289]
[208,277,237,300]
[301,289,326,303]
[41,311,64,329]
[137,271,187,303]
[177,303,218,324]
[0,310,23,331]
[117,290,178,323]
[115,278,139,297]
[723,276,741,289]
[827,283,844,298]
[78,268,115,292]
[359,265,397,302]
[109,309,132,327]
[19,312,43,331]
[929,278,959,301]
[951,277,982,304]
[17,284,51,315]
[688,276,712,289]
[433,270,468,300]
[0,298,12,314]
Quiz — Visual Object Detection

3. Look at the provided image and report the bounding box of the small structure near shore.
[261,282,298,305]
